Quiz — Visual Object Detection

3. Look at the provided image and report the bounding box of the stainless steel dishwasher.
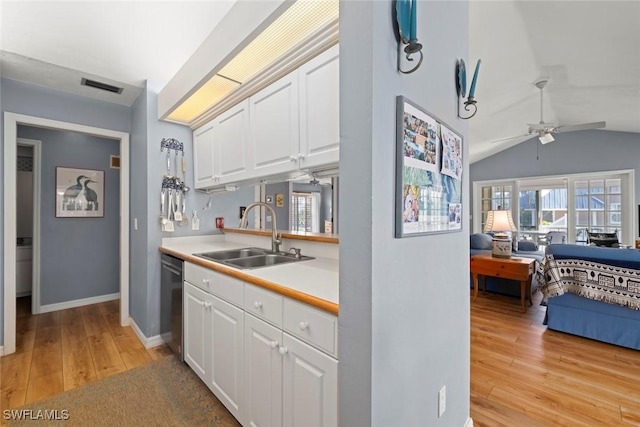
[160,253,183,361]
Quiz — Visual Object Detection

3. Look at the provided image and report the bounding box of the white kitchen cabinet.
[243,300,337,427]
[215,100,251,184]
[298,45,340,171]
[184,282,208,381]
[193,101,251,189]
[249,71,300,177]
[244,313,283,427]
[282,334,338,427]
[192,46,340,190]
[209,292,245,423]
[184,262,338,427]
[193,123,216,189]
[184,279,244,423]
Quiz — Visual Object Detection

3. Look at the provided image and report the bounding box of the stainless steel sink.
[193,248,314,270]
[196,248,267,261]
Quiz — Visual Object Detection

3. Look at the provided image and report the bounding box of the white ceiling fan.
[491,77,606,145]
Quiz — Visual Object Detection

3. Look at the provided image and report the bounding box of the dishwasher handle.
[161,261,182,276]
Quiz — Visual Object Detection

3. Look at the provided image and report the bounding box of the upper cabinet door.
[298,45,340,170]
[249,71,300,176]
[215,100,251,184]
[193,122,216,189]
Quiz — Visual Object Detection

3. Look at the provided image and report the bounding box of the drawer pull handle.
[270,340,279,349]
[279,346,288,355]
[299,321,309,331]
[254,301,263,309]
[202,279,210,286]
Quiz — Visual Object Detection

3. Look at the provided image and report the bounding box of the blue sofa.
[470,233,545,297]
[540,244,640,350]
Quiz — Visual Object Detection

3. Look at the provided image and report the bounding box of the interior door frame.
[3,112,130,355]
[16,138,42,315]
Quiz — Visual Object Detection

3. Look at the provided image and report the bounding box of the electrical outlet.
[438,385,446,418]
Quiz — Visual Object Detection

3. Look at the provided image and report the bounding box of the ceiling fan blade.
[553,121,606,133]
[489,133,532,144]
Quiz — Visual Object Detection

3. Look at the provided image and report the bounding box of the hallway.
[0,297,171,411]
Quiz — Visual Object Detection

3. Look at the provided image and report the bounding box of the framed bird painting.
[56,167,104,218]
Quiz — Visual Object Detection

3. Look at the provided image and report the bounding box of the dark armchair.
[587,230,619,247]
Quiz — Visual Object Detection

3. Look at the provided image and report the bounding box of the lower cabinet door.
[184,282,209,383]
[281,333,338,427]
[209,294,244,423]
[244,313,283,427]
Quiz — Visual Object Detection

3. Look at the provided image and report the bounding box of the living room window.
[574,178,622,243]
[473,170,634,246]
[479,184,512,231]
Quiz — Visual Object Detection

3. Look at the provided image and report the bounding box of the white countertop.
[160,235,339,307]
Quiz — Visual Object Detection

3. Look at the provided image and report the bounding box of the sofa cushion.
[470,233,493,250]
[517,240,539,252]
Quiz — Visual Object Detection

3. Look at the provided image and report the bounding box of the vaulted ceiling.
[1,1,638,162]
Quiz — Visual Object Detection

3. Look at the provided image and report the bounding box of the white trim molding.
[16,138,42,315]
[3,112,130,356]
[0,346,4,357]
[465,417,474,427]
[39,293,120,314]
[129,317,165,349]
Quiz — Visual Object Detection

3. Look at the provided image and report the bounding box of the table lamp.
[484,210,517,258]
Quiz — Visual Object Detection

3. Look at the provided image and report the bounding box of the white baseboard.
[465,417,474,427]
[129,317,165,349]
[0,346,4,356]
[39,292,120,314]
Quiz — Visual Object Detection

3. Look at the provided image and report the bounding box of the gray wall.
[339,1,470,426]
[265,182,290,230]
[0,77,131,344]
[17,126,120,305]
[130,81,255,337]
[470,130,640,232]
[1,77,254,345]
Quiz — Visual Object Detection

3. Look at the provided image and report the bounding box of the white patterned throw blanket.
[540,252,640,310]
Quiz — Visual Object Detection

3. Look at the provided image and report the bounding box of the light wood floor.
[5,293,640,425]
[0,297,173,416]
[471,289,640,426]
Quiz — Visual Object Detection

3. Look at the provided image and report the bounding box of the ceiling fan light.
[538,133,555,144]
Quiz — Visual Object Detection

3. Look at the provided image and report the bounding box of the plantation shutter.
[291,192,313,232]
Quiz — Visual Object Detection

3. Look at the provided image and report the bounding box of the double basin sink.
[194,247,314,270]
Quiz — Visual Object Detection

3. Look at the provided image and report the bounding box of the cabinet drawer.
[184,262,243,307]
[283,299,337,357]
[244,284,283,328]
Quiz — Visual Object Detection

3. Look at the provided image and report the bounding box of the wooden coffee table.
[470,253,536,312]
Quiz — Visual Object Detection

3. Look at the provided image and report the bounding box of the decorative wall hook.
[456,59,481,119]
[396,0,423,74]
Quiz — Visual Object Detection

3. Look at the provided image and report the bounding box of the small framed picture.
[56,167,104,218]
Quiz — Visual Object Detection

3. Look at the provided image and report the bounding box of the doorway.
[16,138,41,315]
[3,113,130,356]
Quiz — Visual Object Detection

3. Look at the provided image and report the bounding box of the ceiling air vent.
[81,78,123,94]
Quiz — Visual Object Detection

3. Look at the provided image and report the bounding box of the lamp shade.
[484,210,517,258]
[484,210,517,233]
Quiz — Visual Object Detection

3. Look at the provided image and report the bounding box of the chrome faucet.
[239,202,282,252]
